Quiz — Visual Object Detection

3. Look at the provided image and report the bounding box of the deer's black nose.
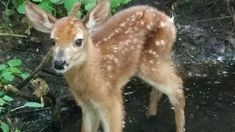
[53,60,66,70]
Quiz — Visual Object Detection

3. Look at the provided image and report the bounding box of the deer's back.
[91,6,176,86]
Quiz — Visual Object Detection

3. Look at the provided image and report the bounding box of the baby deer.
[25,0,185,132]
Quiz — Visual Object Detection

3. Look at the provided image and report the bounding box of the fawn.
[25,0,185,132]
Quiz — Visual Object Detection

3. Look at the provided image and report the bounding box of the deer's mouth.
[53,60,69,73]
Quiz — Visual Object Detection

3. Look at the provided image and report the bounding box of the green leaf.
[16,3,25,14]
[3,9,14,16]
[0,98,5,106]
[2,72,14,82]
[0,91,6,97]
[85,3,96,12]
[76,10,82,18]
[24,102,43,108]
[39,1,54,14]
[63,0,80,12]
[32,0,43,2]
[50,0,61,4]
[68,10,82,18]
[7,67,22,74]
[0,107,6,110]
[7,59,22,67]
[0,64,6,71]
[20,72,30,80]
[111,0,131,12]
[0,121,9,132]
[3,95,13,102]
[15,128,21,132]
[12,0,24,10]
[81,0,97,5]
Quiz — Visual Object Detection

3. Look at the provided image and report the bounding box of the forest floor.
[0,0,235,132]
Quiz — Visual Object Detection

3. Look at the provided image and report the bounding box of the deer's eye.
[75,39,83,47]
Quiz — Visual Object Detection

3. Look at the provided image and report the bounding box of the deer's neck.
[64,38,100,92]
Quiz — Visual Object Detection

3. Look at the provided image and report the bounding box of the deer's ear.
[83,0,111,30]
[25,1,57,33]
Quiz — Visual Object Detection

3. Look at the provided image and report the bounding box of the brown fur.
[25,1,185,132]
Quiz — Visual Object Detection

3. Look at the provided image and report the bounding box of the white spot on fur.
[136,11,143,16]
[159,22,167,28]
[149,22,154,26]
[120,22,126,27]
[148,49,154,54]
[155,40,165,46]
[125,28,133,34]
[115,28,121,33]
[140,20,145,25]
[107,66,112,71]
[147,25,152,30]
[103,38,107,42]
[96,41,101,45]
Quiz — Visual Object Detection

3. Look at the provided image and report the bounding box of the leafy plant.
[111,0,131,12]
[0,91,13,132]
[0,90,43,132]
[0,121,9,132]
[12,0,132,18]
[0,59,43,132]
[0,59,30,84]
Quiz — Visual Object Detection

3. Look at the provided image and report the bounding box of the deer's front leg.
[80,105,100,132]
[98,92,123,132]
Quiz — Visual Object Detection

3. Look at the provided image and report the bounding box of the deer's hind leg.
[138,60,185,132]
[146,89,163,117]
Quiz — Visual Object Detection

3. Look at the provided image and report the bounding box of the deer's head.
[25,0,110,73]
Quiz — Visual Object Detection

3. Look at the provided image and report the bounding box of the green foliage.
[23,102,44,108]
[0,90,43,132]
[0,58,34,132]
[12,0,131,18]
[0,91,14,132]
[0,59,30,84]
[111,0,131,12]
[0,121,9,132]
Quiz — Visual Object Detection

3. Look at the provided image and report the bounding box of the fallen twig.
[2,84,36,100]
[17,48,53,88]
[0,43,40,54]
[182,50,200,63]
[0,33,27,38]
[225,0,235,25]
[194,16,232,22]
